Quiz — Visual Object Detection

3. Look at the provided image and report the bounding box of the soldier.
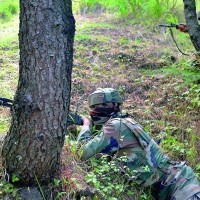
[77,88,200,200]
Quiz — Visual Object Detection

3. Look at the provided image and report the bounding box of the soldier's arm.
[77,124,93,142]
[77,120,120,160]
[77,116,93,142]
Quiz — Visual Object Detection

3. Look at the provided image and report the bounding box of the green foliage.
[11,174,19,183]
[0,0,19,22]
[0,172,19,196]
[74,0,182,22]
[75,33,92,42]
[85,155,154,199]
[0,15,19,133]
[183,84,200,108]
[66,136,78,153]
[145,62,200,85]
[0,180,18,199]
[161,124,199,167]
[0,116,10,133]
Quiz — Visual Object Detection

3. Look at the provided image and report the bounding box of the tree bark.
[2,0,75,185]
[183,0,200,52]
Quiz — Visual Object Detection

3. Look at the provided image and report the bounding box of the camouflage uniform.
[77,88,200,200]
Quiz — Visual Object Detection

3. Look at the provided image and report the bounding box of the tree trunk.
[2,0,75,185]
[183,0,200,52]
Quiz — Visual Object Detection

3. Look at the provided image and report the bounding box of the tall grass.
[0,0,19,22]
[74,0,199,23]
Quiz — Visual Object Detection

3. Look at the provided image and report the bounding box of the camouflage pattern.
[88,88,122,107]
[77,113,200,200]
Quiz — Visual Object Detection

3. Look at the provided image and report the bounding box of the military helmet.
[88,88,123,107]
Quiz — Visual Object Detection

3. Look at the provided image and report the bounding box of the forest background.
[0,0,200,199]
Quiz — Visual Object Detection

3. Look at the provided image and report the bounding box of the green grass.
[75,20,114,41]
[140,63,200,85]
[0,115,10,134]
[78,22,116,31]
[119,37,130,45]
[0,0,19,23]
[75,33,92,42]
[0,16,19,96]
[0,17,19,48]
[160,66,200,84]
[0,16,19,134]
[74,0,186,22]
[75,32,111,43]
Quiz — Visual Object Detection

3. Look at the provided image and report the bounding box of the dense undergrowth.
[0,0,200,199]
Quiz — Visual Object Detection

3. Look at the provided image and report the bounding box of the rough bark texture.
[2,0,75,185]
[183,0,200,52]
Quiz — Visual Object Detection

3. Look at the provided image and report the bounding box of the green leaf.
[53,178,60,186]
[12,174,19,182]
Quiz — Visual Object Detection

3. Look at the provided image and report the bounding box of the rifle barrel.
[159,24,177,28]
[0,97,13,103]
[0,97,13,108]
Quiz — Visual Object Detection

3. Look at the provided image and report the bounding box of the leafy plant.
[0,180,18,199]
[85,155,154,199]
[11,174,19,183]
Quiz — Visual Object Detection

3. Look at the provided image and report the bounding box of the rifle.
[159,23,190,56]
[0,97,83,126]
[0,97,13,108]
[159,23,188,33]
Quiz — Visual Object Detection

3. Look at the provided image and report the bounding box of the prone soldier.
[77,88,200,200]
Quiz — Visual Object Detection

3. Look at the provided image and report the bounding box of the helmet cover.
[88,88,122,107]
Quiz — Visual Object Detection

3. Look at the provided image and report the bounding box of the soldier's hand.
[176,24,188,33]
[81,116,92,126]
